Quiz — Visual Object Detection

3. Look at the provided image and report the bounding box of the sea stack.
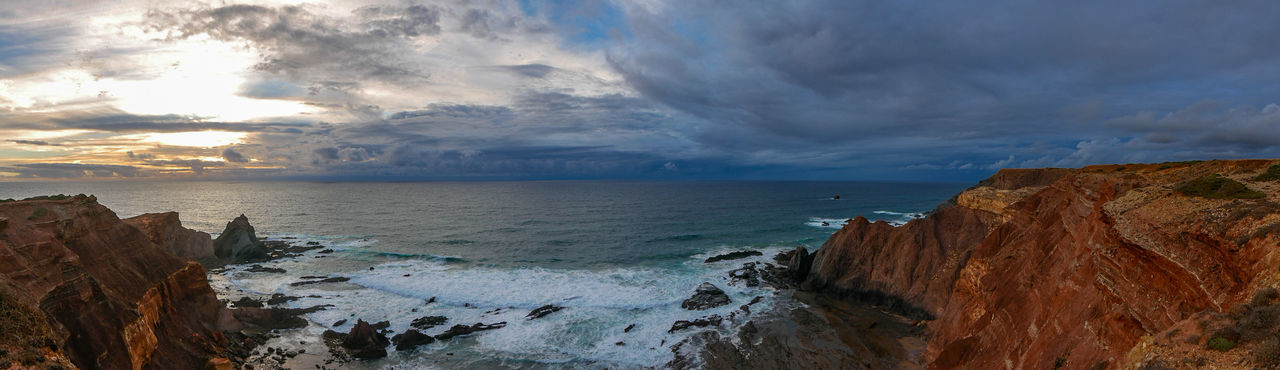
[213,214,271,263]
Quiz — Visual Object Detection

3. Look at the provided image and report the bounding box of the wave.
[254,247,788,367]
[805,217,850,229]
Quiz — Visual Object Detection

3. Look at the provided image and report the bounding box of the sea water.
[0,180,965,368]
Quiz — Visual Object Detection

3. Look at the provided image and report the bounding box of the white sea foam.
[805,217,851,229]
[224,242,793,367]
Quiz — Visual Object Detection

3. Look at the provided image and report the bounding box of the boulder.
[786,246,813,280]
[391,329,435,351]
[435,322,507,340]
[668,315,723,333]
[213,214,270,263]
[526,304,564,320]
[410,315,448,330]
[341,319,389,359]
[704,250,763,263]
[681,283,731,310]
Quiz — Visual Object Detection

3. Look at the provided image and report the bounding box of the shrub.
[1207,336,1235,351]
[27,207,47,220]
[1256,165,1280,182]
[1258,337,1280,367]
[1176,175,1266,199]
[1253,287,1280,307]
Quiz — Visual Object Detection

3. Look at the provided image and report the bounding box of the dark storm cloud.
[143,4,440,85]
[503,64,555,78]
[0,163,141,178]
[6,139,58,146]
[607,0,1280,176]
[221,147,250,163]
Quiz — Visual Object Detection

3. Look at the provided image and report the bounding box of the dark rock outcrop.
[704,250,762,263]
[668,315,722,333]
[391,329,435,351]
[681,283,731,310]
[341,319,389,359]
[526,304,563,320]
[410,315,448,330]
[213,214,270,263]
[785,246,813,279]
[289,276,350,286]
[435,322,507,340]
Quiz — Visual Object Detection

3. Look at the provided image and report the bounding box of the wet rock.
[410,316,448,330]
[682,283,731,310]
[435,322,507,340]
[333,319,347,327]
[786,246,813,280]
[371,321,391,330]
[625,324,636,333]
[266,294,299,306]
[341,320,389,359]
[526,304,564,320]
[232,297,264,308]
[740,296,764,314]
[391,329,435,351]
[246,265,286,273]
[289,277,350,286]
[728,263,761,287]
[306,241,321,245]
[234,304,333,330]
[668,315,723,333]
[213,214,271,263]
[704,250,763,263]
[833,195,840,200]
[319,249,334,254]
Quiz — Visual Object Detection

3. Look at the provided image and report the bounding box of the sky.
[2,0,1280,181]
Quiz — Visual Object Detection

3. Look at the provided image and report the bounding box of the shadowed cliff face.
[0,195,237,369]
[805,160,1280,369]
[124,212,214,260]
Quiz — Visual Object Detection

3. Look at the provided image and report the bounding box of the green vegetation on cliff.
[1175,175,1265,199]
[1255,165,1280,182]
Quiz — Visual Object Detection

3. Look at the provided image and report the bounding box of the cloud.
[142,4,439,85]
[221,147,250,163]
[5,139,58,146]
[0,163,141,178]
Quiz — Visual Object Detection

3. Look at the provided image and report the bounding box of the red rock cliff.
[805,160,1280,369]
[124,212,215,260]
[0,195,238,369]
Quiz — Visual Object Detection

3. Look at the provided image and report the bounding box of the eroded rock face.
[342,319,390,359]
[805,160,1280,369]
[213,214,270,263]
[124,212,214,260]
[0,195,239,369]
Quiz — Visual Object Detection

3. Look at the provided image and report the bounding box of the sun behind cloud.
[126,131,248,148]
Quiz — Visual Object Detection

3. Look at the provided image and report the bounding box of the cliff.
[0,195,239,369]
[804,160,1280,369]
[124,212,215,260]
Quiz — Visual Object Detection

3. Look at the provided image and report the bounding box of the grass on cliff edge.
[1175,175,1265,200]
[1256,165,1280,182]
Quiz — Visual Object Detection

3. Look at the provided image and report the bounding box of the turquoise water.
[0,180,965,367]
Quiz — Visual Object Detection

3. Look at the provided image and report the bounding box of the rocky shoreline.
[7,159,1280,369]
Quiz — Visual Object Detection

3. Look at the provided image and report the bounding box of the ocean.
[0,180,965,368]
